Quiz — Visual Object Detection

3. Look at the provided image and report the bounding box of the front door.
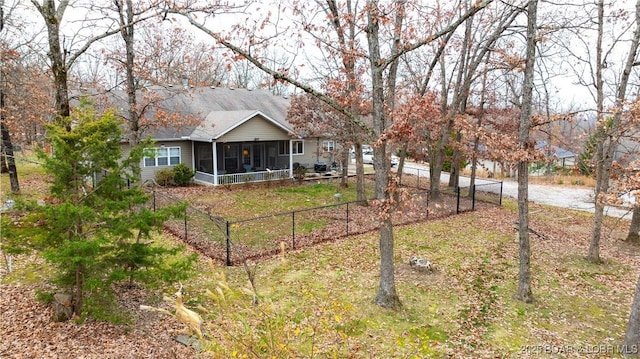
[242,143,265,171]
[252,144,263,170]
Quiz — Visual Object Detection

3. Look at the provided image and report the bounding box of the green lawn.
[2,150,638,358]
[181,200,637,358]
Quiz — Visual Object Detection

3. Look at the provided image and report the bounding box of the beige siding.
[218,116,289,142]
[138,141,193,182]
[289,141,314,168]
[287,138,341,168]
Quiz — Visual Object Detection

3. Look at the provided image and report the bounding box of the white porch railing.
[195,169,291,186]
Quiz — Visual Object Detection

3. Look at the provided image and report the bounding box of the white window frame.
[279,140,304,155]
[322,140,335,152]
[144,146,181,167]
[292,140,303,155]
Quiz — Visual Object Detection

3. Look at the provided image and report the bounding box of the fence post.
[346,202,349,237]
[152,190,156,212]
[226,221,231,266]
[417,168,420,189]
[456,186,461,214]
[472,184,476,211]
[292,211,296,250]
[499,181,503,206]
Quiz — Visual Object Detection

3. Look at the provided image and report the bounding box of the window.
[279,140,304,155]
[293,140,303,154]
[144,146,181,167]
[322,140,335,152]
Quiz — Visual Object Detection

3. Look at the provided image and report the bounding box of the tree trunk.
[118,0,139,149]
[1,11,15,184]
[627,205,640,244]
[40,0,71,121]
[624,274,640,358]
[325,0,367,199]
[515,0,538,304]
[448,132,461,189]
[430,151,444,201]
[468,138,479,198]
[354,143,366,202]
[590,0,640,262]
[0,89,19,193]
[0,148,7,173]
[468,53,490,198]
[0,122,19,193]
[374,218,401,310]
[340,149,349,188]
[396,142,408,186]
[589,0,606,263]
[367,0,401,309]
[516,162,533,302]
[74,263,83,316]
[588,198,606,261]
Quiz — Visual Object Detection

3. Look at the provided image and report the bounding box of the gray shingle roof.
[147,87,293,140]
[535,140,576,159]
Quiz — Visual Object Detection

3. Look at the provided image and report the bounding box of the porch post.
[289,139,294,178]
[212,140,219,185]
[190,141,195,172]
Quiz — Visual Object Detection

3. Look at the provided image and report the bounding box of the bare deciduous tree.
[168,0,494,309]
[515,0,538,304]
[589,0,640,263]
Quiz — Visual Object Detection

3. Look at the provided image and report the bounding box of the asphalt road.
[397,161,632,220]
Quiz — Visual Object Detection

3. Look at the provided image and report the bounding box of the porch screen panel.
[196,143,213,173]
[224,144,240,172]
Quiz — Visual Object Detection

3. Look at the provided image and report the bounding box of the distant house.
[464,140,578,178]
[115,87,336,185]
[535,140,577,167]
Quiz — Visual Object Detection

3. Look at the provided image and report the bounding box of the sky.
[4,0,640,114]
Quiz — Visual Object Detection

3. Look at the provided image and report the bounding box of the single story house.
[464,140,578,178]
[115,86,338,185]
[535,140,577,167]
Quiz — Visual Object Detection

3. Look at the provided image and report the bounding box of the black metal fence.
[399,166,504,208]
[149,170,503,266]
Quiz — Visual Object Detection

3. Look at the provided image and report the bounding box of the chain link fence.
[150,171,503,266]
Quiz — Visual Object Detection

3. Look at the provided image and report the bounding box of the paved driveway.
[397,162,632,220]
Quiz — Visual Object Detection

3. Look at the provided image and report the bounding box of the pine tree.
[34,100,195,319]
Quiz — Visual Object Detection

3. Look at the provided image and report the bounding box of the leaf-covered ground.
[0,280,197,359]
[2,176,639,358]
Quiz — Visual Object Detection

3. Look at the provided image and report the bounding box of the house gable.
[216,113,292,142]
[187,110,296,142]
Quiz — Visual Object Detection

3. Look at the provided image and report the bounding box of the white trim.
[279,139,304,155]
[213,141,219,185]
[322,140,335,152]
[190,142,195,173]
[143,146,181,167]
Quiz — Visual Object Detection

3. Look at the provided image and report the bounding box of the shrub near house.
[155,163,195,186]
